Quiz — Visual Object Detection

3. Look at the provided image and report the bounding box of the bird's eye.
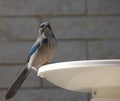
[40,24,45,28]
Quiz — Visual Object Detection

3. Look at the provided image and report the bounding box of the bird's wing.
[26,41,41,62]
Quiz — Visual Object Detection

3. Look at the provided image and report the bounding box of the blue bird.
[5,22,57,100]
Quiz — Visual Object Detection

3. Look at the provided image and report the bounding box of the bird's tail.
[5,66,30,100]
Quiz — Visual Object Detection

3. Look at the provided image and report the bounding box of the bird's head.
[39,21,53,37]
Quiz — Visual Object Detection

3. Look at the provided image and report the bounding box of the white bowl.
[37,59,120,93]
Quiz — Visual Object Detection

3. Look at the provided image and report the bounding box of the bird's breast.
[29,43,56,68]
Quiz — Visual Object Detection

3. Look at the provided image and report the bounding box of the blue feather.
[26,42,40,62]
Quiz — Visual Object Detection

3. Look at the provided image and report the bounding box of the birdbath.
[37,59,120,101]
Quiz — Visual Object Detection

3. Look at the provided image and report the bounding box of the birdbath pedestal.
[37,59,120,101]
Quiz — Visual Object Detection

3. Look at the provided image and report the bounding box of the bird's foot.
[31,66,37,71]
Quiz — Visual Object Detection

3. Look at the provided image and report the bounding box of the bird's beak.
[39,28,43,34]
[39,28,46,38]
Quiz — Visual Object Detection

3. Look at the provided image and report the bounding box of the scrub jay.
[5,22,57,100]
